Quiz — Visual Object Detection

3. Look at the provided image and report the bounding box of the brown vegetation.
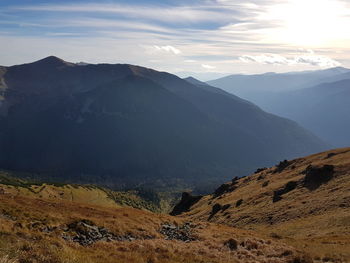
[0,184,309,263]
[180,148,350,262]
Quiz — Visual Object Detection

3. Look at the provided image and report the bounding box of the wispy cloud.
[239,52,341,67]
[11,3,240,25]
[202,64,216,70]
[0,0,349,75]
[154,45,181,55]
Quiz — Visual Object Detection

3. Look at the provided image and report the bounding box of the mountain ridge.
[0,56,329,190]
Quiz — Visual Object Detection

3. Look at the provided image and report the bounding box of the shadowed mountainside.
[0,57,328,190]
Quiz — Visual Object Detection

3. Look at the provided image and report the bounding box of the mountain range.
[208,67,350,147]
[0,56,328,190]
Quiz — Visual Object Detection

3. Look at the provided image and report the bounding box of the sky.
[1,0,350,80]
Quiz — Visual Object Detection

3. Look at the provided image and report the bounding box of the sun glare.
[263,0,350,46]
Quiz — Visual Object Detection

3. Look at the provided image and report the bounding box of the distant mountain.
[264,79,350,147]
[0,57,328,190]
[184,77,210,87]
[176,71,230,82]
[208,68,350,147]
[207,67,350,103]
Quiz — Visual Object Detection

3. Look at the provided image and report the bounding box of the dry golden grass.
[0,184,119,208]
[0,189,310,263]
[182,147,350,262]
[0,255,18,263]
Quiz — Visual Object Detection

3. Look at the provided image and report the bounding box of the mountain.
[0,172,312,263]
[262,79,350,147]
[207,68,350,147]
[176,71,230,81]
[207,67,350,98]
[177,147,350,262]
[0,56,328,190]
[184,76,210,87]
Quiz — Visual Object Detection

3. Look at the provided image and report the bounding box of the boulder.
[170,192,203,216]
[302,165,335,190]
[273,181,298,203]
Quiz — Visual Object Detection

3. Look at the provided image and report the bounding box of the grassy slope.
[0,171,160,212]
[0,178,310,262]
[182,148,350,262]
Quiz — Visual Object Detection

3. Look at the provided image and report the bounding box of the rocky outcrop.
[302,165,335,190]
[213,180,238,198]
[62,220,147,246]
[273,181,298,202]
[274,160,293,173]
[159,222,196,242]
[170,192,202,216]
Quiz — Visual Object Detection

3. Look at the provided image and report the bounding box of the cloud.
[1,0,350,73]
[239,54,289,65]
[12,3,237,25]
[201,64,216,69]
[294,55,341,67]
[239,53,341,67]
[154,45,181,55]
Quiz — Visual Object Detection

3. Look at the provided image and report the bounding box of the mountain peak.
[328,66,350,74]
[31,56,74,67]
[184,76,209,86]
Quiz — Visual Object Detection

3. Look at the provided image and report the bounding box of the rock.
[273,181,298,203]
[224,238,238,250]
[255,167,267,174]
[325,153,337,159]
[302,165,335,190]
[274,160,292,173]
[170,192,203,216]
[63,220,141,246]
[213,183,237,198]
[159,222,196,242]
[236,199,243,207]
[208,204,222,220]
[221,204,231,212]
[231,176,239,183]
[257,175,265,180]
[262,181,269,187]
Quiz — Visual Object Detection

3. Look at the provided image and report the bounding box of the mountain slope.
[178,147,350,261]
[0,174,312,263]
[0,57,328,190]
[0,170,163,212]
[259,79,350,147]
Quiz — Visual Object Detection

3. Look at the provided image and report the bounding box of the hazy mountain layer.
[208,68,350,147]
